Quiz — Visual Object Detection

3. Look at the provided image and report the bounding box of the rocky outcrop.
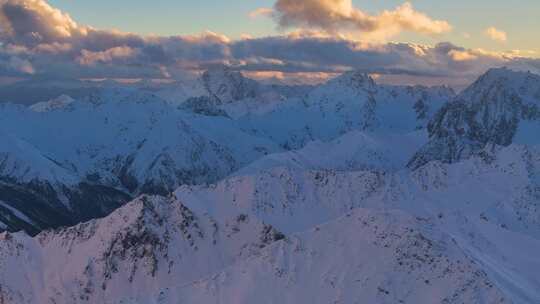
[409,68,540,169]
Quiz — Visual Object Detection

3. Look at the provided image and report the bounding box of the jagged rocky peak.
[201,65,260,103]
[449,67,540,130]
[36,195,170,244]
[461,67,540,106]
[0,193,287,304]
[305,70,378,110]
[472,66,540,85]
[408,68,540,169]
[178,95,230,117]
[328,70,377,91]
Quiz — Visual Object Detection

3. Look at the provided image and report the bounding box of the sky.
[0,0,539,88]
[47,0,540,53]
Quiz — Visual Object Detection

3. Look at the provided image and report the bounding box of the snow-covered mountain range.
[1,67,539,303]
[0,66,453,234]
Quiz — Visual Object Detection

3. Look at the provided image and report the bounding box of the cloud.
[0,0,233,78]
[249,7,273,19]
[0,0,537,89]
[77,46,139,65]
[229,35,540,87]
[267,0,452,41]
[0,0,86,45]
[448,50,477,61]
[485,27,507,42]
[245,70,337,85]
[0,55,35,74]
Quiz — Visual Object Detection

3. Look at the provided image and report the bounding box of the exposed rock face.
[0,69,454,235]
[409,68,540,169]
[2,68,540,303]
[0,180,131,235]
[0,88,279,234]
[201,66,260,104]
[0,195,284,304]
[0,198,513,304]
[170,209,510,304]
[178,96,229,117]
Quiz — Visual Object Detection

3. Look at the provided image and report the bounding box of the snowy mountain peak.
[34,195,203,251]
[478,66,536,82]
[30,94,75,112]
[409,68,540,168]
[328,70,376,91]
[202,65,241,80]
[0,193,288,304]
[2,61,540,303]
[462,67,540,103]
[201,66,260,103]
[480,66,514,78]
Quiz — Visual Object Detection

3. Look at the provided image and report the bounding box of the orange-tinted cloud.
[485,27,507,43]
[0,0,537,88]
[77,46,139,65]
[264,0,452,41]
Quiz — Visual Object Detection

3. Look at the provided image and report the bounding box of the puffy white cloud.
[0,54,33,76]
[0,0,87,45]
[485,27,507,43]
[12,57,34,74]
[245,70,337,85]
[448,50,478,61]
[34,42,72,54]
[249,7,273,19]
[76,46,138,65]
[268,0,452,41]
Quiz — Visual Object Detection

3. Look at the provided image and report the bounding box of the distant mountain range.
[1,67,539,303]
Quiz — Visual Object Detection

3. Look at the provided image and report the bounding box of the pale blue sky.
[48,0,539,53]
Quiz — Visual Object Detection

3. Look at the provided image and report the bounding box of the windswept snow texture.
[1,67,540,303]
[0,66,452,234]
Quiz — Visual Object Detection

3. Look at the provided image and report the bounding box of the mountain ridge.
[0,67,456,234]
